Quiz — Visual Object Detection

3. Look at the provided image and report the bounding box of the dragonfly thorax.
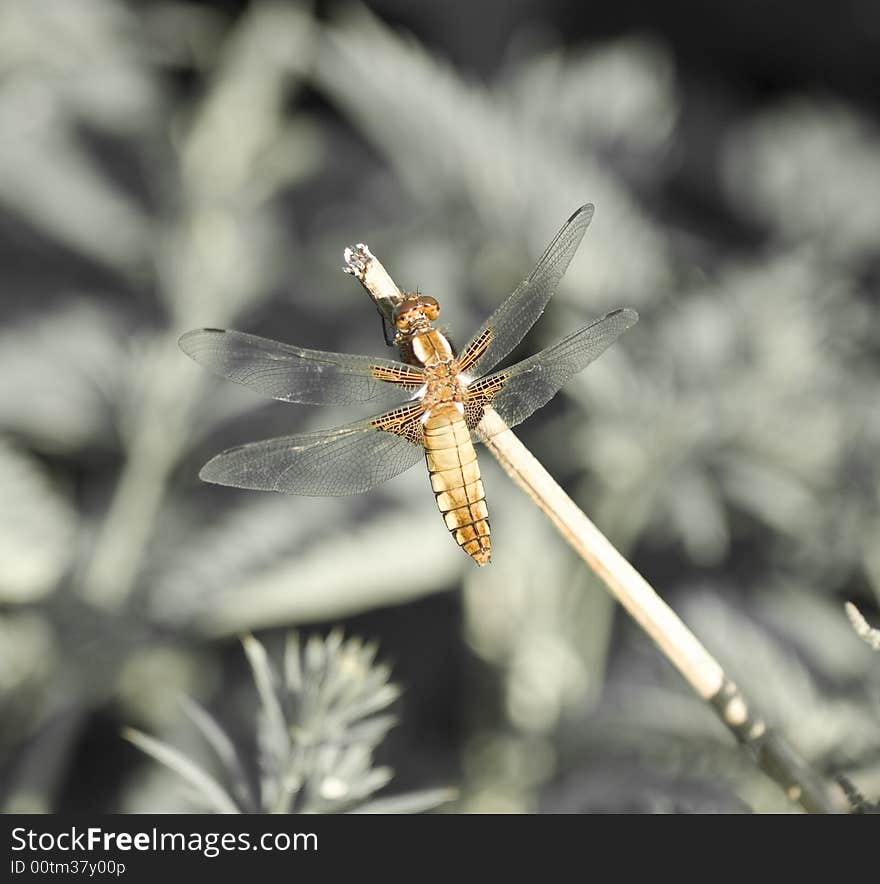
[408,329,466,417]
[421,371,465,408]
[410,327,454,367]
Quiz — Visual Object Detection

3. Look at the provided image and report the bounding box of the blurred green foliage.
[0,0,878,813]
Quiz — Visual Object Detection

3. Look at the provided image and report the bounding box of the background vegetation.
[0,0,878,813]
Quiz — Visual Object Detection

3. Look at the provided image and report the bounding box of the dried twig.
[845,601,880,651]
[343,241,844,814]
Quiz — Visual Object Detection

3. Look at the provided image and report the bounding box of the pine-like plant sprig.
[125,631,454,814]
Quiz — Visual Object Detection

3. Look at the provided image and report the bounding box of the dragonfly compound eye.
[393,294,438,330]
[418,296,440,320]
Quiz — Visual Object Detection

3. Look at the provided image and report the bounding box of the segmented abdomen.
[423,407,491,565]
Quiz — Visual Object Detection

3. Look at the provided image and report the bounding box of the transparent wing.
[179,328,424,406]
[469,308,638,438]
[459,204,594,378]
[198,404,426,496]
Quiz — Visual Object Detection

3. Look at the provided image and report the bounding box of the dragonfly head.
[392,294,440,336]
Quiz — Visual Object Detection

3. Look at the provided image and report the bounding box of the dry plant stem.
[845,601,880,650]
[478,411,838,813]
[344,244,842,814]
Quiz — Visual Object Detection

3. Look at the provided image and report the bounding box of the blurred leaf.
[242,632,290,811]
[116,648,208,729]
[723,98,880,261]
[180,697,254,810]
[0,122,151,269]
[464,498,615,734]
[0,612,56,750]
[180,1,316,203]
[663,467,729,565]
[123,727,241,814]
[162,0,320,327]
[188,497,464,635]
[1,706,85,813]
[314,4,672,306]
[350,786,457,814]
[761,589,878,679]
[139,1,228,71]
[0,440,76,603]
[0,0,161,132]
[560,245,873,592]
[508,36,677,156]
[148,494,341,625]
[719,455,821,538]
[0,301,126,452]
[0,0,158,268]
[77,0,321,609]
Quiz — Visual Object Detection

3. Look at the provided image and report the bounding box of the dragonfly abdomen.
[423,407,491,566]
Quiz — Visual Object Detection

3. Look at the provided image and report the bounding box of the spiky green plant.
[125,631,454,813]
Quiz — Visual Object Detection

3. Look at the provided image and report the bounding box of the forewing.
[198,401,426,496]
[466,308,638,437]
[179,328,424,406]
[458,204,594,377]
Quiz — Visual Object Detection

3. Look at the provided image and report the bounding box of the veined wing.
[466,308,638,438]
[457,204,594,378]
[179,328,425,406]
[198,401,426,496]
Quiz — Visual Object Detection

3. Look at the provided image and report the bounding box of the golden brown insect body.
[394,298,492,565]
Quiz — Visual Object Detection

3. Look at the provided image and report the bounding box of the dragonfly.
[179,204,638,566]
